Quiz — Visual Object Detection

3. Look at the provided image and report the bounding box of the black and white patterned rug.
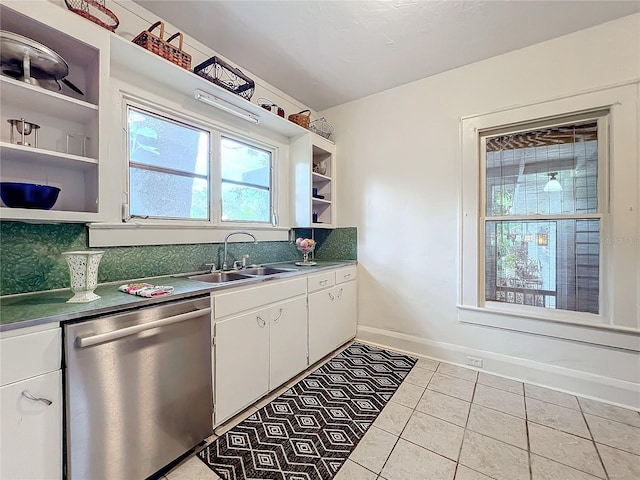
[198,342,417,480]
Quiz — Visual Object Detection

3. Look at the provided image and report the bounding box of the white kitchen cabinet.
[334,280,358,347]
[308,286,337,365]
[308,267,358,364]
[291,134,336,227]
[269,296,308,389]
[0,370,62,480]
[214,307,271,424]
[213,278,308,424]
[0,327,62,480]
[0,1,109,222]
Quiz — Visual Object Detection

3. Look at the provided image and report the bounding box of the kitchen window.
[128,106,210,221]
[221,137,272,223]
[125,104,276,226]
[459,84,638,342]
[482,115,605,314]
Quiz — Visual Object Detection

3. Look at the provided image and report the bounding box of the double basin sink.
[187,267,296,284]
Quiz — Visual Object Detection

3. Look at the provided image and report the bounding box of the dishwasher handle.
[76,307,212,348]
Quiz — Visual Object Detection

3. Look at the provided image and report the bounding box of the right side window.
[482,114,606,314]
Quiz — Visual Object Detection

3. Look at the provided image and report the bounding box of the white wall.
[323,14,640,408]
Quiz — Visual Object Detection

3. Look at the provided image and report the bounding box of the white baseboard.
[356,325,640,411]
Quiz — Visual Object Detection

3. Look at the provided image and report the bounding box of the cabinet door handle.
[319,280,328,286]
[337,287,344,299]
[343,273,352,279]
[273,308,283,324]
[328,292,335,301]
[21,390,53,406]
[256,316,267,328]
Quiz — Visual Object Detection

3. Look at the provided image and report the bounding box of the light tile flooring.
[163,344,640,480]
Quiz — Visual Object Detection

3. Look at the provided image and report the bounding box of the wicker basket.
[132,21,191,70]
[310,117,334,139]
[64,0,119,32]
[288,110,311,129]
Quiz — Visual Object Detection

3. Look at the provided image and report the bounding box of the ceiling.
[133,1,640,111]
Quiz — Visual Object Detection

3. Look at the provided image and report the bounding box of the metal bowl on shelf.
[0,182,61,209]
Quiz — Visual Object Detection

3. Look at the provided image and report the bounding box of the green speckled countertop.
[0,261,354,332]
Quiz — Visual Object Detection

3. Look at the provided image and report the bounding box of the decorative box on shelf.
[193,56,255,100]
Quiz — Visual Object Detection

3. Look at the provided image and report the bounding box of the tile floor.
[162,344,640,480]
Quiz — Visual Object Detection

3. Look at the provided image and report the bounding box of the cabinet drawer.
[335,265,357,284]
[0,370,62,480]
[307,271,335,293]
[215,278,306,319]
[0,329,61,387]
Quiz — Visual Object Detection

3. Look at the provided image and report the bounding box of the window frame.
[126,104,213,222]
[122,97,278,229]
[218,134,275,225]
[459,83,638,341]
[478,112,609,317]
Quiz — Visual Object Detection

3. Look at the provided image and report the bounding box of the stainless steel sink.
[187,272,252,283]
[240,267,296,276]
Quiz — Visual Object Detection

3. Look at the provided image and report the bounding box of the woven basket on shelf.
[288,110,311,129]
[64,0,119,32]
[132,21,191,70]
[310,117,334,139]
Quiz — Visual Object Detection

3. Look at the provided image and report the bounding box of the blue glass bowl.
[0,182,61,210]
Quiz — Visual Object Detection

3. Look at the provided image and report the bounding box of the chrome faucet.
[223,231,258,270]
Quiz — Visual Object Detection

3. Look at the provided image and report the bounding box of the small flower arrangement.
[295,237,316,265]
[295,237,316,253]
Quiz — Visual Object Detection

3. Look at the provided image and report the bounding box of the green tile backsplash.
[0,223,356,295]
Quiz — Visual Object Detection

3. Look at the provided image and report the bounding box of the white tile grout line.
[455,372,481,479]
[524,389,533,480]
[578,399,611,480]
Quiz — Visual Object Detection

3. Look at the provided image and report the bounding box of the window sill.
[457,304,640,352]
[88,222,290,247]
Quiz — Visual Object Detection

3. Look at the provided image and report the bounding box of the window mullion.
[485,213,602,222]
[130,162,208,180]
[211,130,222,225]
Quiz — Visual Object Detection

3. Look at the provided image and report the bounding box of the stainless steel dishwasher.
[64,296,213,480]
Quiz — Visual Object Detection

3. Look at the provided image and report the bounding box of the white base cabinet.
[0,371,62,480]
[213,278,308,425]
[212,266,357,425]
[334,280,358,347]
[214,307,271,424]
[0,328,62,480]
[269,297,309,389]
[308,266,357,365]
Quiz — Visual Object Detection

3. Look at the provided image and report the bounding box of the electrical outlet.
[467,356,483,368]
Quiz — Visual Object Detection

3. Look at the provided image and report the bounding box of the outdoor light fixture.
[543,172,563,192]
[537,233,548,246]
[194,89,260,124]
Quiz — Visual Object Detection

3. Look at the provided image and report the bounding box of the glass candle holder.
[62,250,104,303]
[296,243,316,266]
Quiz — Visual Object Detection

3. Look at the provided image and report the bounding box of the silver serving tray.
[0,30,69,80]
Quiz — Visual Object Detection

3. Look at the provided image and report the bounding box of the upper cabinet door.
[0,1,110,223]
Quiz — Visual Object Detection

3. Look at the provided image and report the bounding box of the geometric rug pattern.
[199,342,417,480]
